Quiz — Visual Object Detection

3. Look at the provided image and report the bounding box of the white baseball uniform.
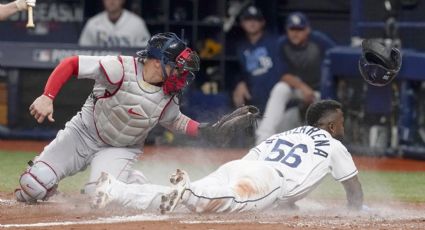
[23,55,193,196]
[79,9,150,48]
[103,125,358,212]
[178,125,358,212]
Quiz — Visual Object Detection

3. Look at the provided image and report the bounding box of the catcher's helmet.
[136,32,200,74]
[136,32,200,96]
[358,39,402,87]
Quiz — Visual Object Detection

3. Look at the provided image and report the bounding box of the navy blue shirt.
[236,32,286,112]
[278,30,335,90]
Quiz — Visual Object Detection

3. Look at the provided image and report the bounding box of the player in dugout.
[14,32,258,203]
[0,0,35,20]
[91,100,364,213]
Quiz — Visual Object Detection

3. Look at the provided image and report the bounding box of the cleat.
[159,169,190,214]
[90,172,116,209]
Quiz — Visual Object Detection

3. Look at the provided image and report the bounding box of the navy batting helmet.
[358,39,402,87]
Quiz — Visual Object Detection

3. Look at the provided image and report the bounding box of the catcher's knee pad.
[16,161,59,202]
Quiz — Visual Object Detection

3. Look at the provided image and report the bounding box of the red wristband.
[186,119,200,137]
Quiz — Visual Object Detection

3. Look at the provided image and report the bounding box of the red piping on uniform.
[159,96,175,120]
[116,159,132,181]
[99,57,125,85]
[19,171,48,200]
[92,56,125,145]
[133,57,138,76]
[38,161,59,179]
[17,187,33,200]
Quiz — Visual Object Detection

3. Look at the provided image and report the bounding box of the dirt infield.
[0,193,424,230]
[1,140,425,229]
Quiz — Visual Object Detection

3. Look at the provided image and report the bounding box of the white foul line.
[0,214,168,228]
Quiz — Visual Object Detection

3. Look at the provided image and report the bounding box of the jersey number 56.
[265,139,307,168]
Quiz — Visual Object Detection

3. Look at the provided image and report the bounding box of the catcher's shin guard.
[16,161,59,202]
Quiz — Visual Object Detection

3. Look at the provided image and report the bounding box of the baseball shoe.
[91,172,116,209]
[160,169,190,214]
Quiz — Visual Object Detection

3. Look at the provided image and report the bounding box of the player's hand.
[299,85,315,104]
[15,0,35,11]
[233,81,251,107]
[29,95,55,123]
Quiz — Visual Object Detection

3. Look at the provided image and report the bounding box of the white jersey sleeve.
[77,56,103,80]
[79,19,96,46]
[241,147,261,160]
[329,140,358,182]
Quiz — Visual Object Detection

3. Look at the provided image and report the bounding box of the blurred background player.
[232,5,285,144]
[0,0,35,20]
[79,0,150,47]
[256,12,335,143]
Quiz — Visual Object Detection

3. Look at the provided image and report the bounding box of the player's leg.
[276,107,301,132]
[15,123,94,203]
[162,160,284,213]
[87,147,168,210]
[92,172,170,211]
[84,147,141,194]
[256,81,295,144]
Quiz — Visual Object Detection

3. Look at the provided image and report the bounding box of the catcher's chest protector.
[94,56,172,147]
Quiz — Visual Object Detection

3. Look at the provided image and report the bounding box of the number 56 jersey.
[245,126,358,202]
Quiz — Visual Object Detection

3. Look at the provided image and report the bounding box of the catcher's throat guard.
[358,39,402,87]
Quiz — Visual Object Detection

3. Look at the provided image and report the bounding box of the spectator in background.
[255,12,336,143]
[79,0,150,48]
[0,0,35,20]
[232,6,286,144]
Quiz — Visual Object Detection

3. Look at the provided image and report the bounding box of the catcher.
[15,32,259,203]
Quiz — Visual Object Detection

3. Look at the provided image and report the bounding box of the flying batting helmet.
[358,39,402,87]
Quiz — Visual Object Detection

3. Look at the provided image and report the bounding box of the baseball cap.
[286,12,310,30]
[239,5,264,21]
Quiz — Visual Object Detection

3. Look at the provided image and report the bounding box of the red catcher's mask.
[162,70,190,95]
[162,47,199,95]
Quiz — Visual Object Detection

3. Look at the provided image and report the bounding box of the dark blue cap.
[286,12,310,29]
[239,5,264,21]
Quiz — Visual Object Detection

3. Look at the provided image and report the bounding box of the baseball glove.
[199,105,260,146]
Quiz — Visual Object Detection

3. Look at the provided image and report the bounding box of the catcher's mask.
[136,32,200,96]
[358,39,402,87]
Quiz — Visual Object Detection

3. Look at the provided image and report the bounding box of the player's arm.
[0,0,34,20]
[330,141,364,210]
[29,56,79,123]
[159,102,200,137]
[341,175,364,210]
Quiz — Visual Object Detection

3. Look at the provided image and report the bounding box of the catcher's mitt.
[199,105,260,146]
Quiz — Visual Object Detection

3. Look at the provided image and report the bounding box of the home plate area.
[0,194,424,230]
